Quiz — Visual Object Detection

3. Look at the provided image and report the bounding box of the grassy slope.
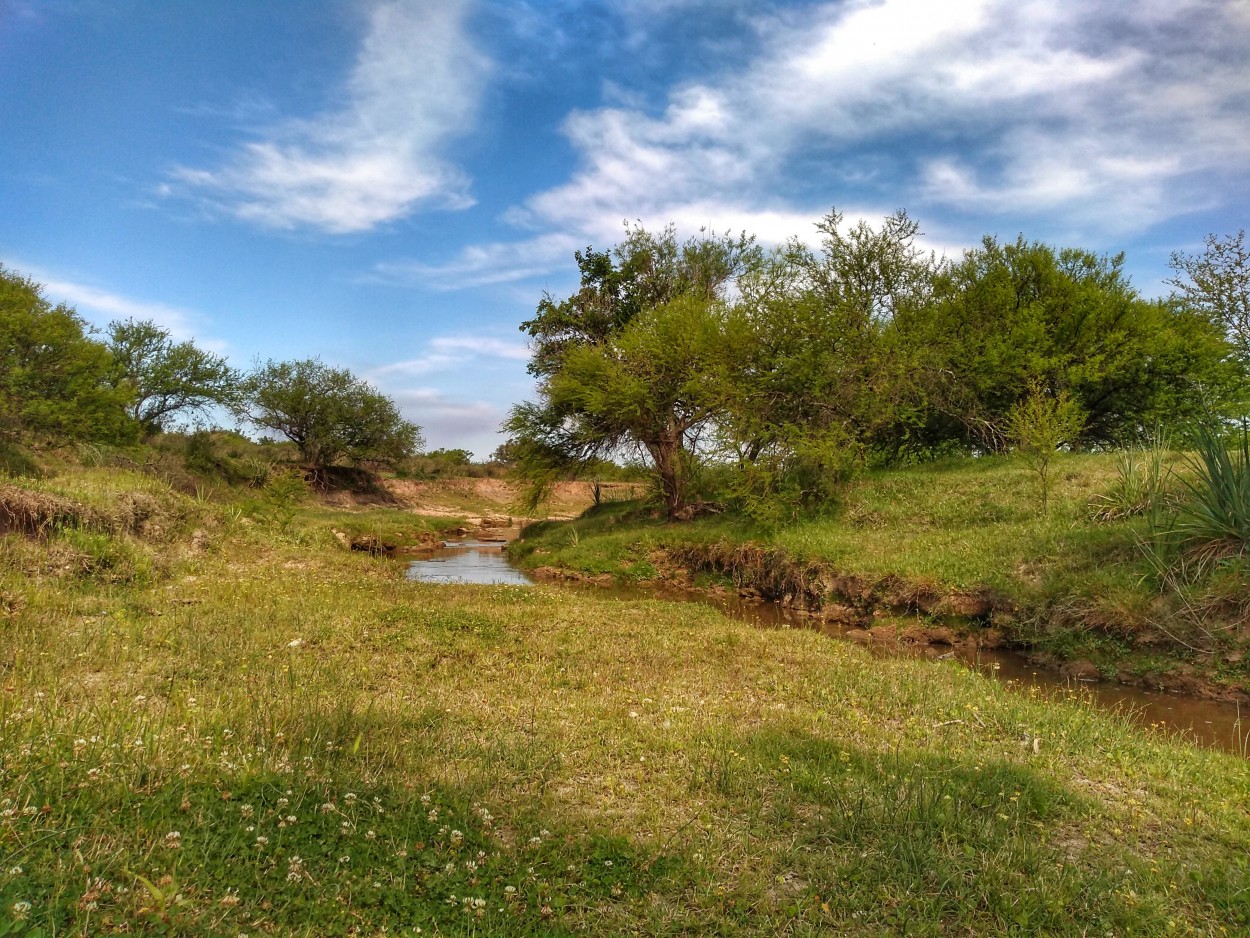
[1,467,1249,934]
[515,453,1143,589]
[512,453,1250,686]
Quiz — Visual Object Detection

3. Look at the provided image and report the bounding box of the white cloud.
[170,0,490,233]
[32,275,228,352]
[388,387,507,455]
[425,0,1250,284]
[371,334,530,378]
[372,232,583,289]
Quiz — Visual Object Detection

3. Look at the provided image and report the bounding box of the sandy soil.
[341,477,639,525]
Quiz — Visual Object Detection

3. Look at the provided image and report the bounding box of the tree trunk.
[646,428,686,520]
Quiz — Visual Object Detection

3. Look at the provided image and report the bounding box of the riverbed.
[407,539,1248,755]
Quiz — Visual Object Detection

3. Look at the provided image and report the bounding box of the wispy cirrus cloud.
[402,0,1250,288]
[168,0,490,234]
[388,387,504,455]
[29,271,226,352]
[371,334,530,379]
[371,233,583,289]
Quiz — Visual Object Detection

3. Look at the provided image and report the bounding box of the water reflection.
[405,541,533,585]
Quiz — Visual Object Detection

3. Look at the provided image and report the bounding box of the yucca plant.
[1091,436,1173,522]
[1172,420,1250,569]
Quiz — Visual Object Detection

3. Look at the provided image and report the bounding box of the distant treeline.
[506,210,1249,519]
[0,264,423,473]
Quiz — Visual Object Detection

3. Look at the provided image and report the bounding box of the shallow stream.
[406,539,1248,756]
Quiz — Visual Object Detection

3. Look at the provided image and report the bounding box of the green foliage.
[1006,381,1087,509]
[245,468,308,530]
[724,208,938,509]
[0,441,42,478]
[519,223,760,380]
[403,447,475,479]
[511,227,758,519]
[0,263,136,445]
[1091,439,1174,522]
[241,358,423,468]
[180,429,275,488]
[106,318,240,435]
[511,212,1236,521]
[1169,229,1250,361]
[1170,421,1250,568]
[913,238,1238,451]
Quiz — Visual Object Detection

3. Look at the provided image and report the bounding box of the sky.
[2,0,1248,457]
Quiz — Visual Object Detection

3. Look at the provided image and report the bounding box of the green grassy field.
[1,465,1249,935]
[511,453,1250,692]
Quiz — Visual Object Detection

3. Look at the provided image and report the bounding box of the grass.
[512,453,1250,689]
[2,464,1250,933]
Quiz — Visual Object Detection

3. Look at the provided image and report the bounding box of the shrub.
[1006,381,1086,510]
[1171,421,1250,568]
[1091,438,1173,522]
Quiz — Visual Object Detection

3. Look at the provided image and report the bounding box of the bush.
[1006,382,1086,510]
[1090,439,1174,522]
[0,440,41,478]
[241,359,423,469]
[1171,421,1250,568]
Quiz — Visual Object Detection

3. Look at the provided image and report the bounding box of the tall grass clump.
[1091,437,1174,522]
[1172,421,1250,568]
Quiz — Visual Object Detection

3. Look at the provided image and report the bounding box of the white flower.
[287,639,303,648]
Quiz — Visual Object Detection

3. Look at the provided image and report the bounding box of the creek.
[406,538,1248,756]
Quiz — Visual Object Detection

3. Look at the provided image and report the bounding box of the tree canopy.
[240,358,422,468]
[107,318,240,435]
[509,225,759,518]
[507,213,1247,520]
[0,264,135,445]
[1169,229,1250,362]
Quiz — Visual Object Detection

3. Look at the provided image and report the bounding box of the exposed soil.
[324,477,634,526]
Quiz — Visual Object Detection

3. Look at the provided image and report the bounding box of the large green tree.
[510,225,759,517]
[908,237,1238,451]
[106,318,240,435]
[0,264,135,445]
[724,209,939,509]
[240,358,422,468]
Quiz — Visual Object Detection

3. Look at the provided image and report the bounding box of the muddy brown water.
[406,540,1249,756]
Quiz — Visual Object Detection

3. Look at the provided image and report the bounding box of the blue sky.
[2,0,1248,457]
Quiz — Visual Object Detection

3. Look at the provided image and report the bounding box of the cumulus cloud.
[170,0,490,233]
[412,0,1250,286]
